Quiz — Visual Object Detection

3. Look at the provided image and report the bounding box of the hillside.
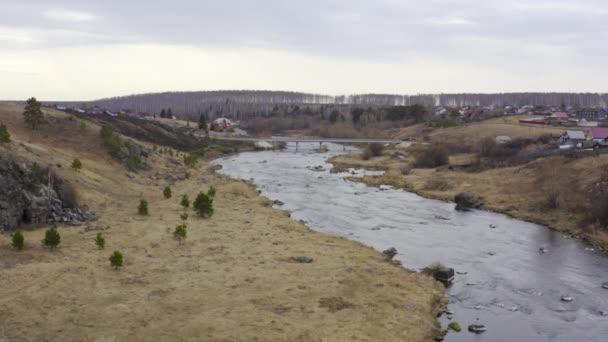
[0,103,444,341]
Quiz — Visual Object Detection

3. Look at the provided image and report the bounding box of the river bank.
[329,147,608,251]
[0,103,445,341]
[215,143,608,342]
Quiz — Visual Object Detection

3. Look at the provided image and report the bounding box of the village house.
[577,108,608,121]
[212,118,235,132]
[588,127,608,146]
[559,130,586,145]
[546,112,569,125]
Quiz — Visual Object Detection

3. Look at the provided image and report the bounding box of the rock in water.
[454,192,483,210]
[468,324,487,334]
[382,247,398,260]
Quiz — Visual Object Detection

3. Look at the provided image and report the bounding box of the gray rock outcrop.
[0,154,93,231]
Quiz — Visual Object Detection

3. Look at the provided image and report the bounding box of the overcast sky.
[1,0,607,100]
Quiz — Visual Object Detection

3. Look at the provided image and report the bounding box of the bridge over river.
[210,136,405,147]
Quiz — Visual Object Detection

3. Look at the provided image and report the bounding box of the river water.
[213,143,608,342]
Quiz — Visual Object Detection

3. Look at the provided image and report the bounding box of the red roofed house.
[588,127,608,145]
[548,112,569,122]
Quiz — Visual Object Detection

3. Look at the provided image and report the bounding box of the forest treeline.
[53,90,608,121]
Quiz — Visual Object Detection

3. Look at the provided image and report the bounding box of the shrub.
[173,223,187,244]
[361,143,384,160]
[163,186,172,199]
[71,158,82,170]
[138,199,149,215]
[109,251,124,269]
[42,227,61,249]
[585,191,608,229]
[100,125,123,156]
[448,322,461,332]
[180,194,190,209]
[207,186,216,199]
[184,154,198,168]
[12,230,24,250]
[180,213,189,221]
[95,233,105,250]
[414,145,449,168]
[538,190,560,210]
[193,192,214,218]
[0,123,10,143]
[368,143,384,156]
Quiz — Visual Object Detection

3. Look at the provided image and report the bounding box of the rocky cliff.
[0,153,94,231]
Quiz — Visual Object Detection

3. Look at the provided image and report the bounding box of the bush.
[42,227,61,249]
[12,230,24,250]
[163,186,172,199]
[100,125,123,156]
[173,223,187,244]
[138,199,149,215]
[71,158,82,170]
[538,190,560,210]
[0,123,10,143]
[180,213,189,221]
[368,143,384,156]
[585,191,608,229]
[180,194,190,209]
[361,143,384,160]
[448,322,461,332]
[193,192,214,218]
[184,154,198,168]
[95,233,105,250]
[414,145,448,168]
[109,251,124,269]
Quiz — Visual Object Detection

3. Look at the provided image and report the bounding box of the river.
[213,142,608,342]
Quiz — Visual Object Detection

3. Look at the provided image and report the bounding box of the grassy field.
[331,120,608,250]
[0,103,444,341]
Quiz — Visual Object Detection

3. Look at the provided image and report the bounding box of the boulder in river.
[454,192,483,211]
[468,324,487,334]
[382,247,398,260]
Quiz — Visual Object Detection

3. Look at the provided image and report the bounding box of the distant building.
[212,118,234,132]
[588,127,608,145]
[577,108,607,121]
[560,130,586,145]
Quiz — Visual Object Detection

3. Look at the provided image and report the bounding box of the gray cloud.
[2,0,607,62]
[2,0,608,99]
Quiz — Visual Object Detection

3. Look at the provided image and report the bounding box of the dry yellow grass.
[0,103,444,342]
